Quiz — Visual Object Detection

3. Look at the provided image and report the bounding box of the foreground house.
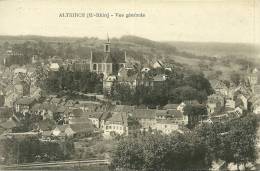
[15,96,36,113]
[103,112,128,136]
[207,94,225,114]
[65,123,94,138]
[153,120,179,134]
[86,111,104,128]
[132,109,157,131]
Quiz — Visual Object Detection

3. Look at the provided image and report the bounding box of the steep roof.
[91,50,125,64]
[70,109,83,117]
[106,112,128,126]
[65,100,76,107]
[155,110,169,117]
[69,123,94,133]
[69,117,92,124]
[54,124,69,132]
[132,109,156,119]
[210,80,227,90]
[16,97,35,105]
[56,106,67,113]
[38,119,56,131]
[168,109,183,119]
[0,118,19,129]
[31,103,58,112]
[163,104,179,110]
[86,112,104,119]
[100,112,112,120]
[113,105,135,113]
[50,97,62,104]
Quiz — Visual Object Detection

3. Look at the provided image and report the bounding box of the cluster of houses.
[1,92,191,140]
[205,68,260,123]
[42,37,172,94]
[0,36,260,145]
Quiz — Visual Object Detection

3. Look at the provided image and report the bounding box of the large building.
[62,35,126,78]
[90,36,126,77]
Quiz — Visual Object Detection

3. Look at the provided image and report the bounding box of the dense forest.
[110,67,214,107]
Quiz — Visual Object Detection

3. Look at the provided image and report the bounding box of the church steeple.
[104,33,110,53]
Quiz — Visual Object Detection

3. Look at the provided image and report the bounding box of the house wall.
[254,106,260,114]
[104,123,127,135]
[139,118,156,131]
[89,118,100,128]
[154,123,179,134]
[92,63,113,76]
[15,104,30,113]
[52,128,61,136]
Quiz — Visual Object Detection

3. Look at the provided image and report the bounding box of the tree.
[230,72,241,86]
[196,114,258,170]
[222,115,257,170]
[183,104,208,128]
[111,131,213,171]
[111,82,134,104]
[184,73,214,96]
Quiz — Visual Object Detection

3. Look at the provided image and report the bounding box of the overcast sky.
[0,0,259,44]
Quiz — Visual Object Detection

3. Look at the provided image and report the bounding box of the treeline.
[44,68,103,94]
[111,114,257,171]
[0,137,74,164]
[110,68,214,107]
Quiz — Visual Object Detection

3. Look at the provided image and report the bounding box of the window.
[106,64,111,73]
[93,64,97,70]
[98,64,102,71]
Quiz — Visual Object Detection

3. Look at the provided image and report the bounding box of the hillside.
[0,35,216,64]
[167,41,260,59]
[0,35,259,80]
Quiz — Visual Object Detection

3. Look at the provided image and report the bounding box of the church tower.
[104,33,111,53]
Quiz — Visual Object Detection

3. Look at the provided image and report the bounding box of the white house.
[103,112,128,136]
[49,63,60,71]
[153,120,179,134]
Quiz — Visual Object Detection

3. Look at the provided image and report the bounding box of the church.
[89,35,126,77]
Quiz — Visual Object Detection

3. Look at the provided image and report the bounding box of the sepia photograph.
[0,0,260,170]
